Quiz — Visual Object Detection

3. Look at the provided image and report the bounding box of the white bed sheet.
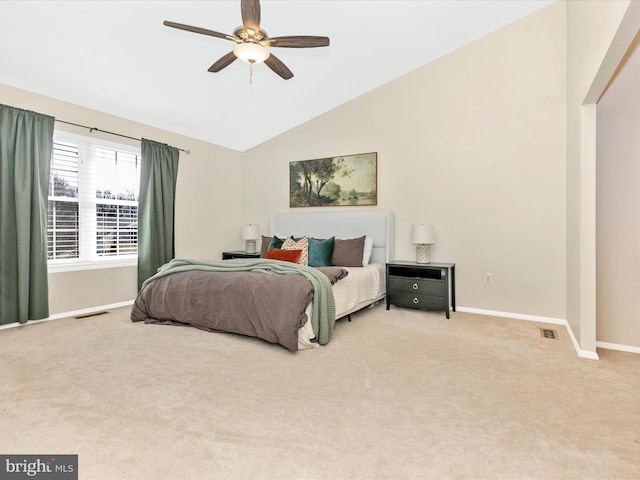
[298,263,386,349]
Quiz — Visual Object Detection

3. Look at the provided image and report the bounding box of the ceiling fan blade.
[208,52,238,72]
[241,0,261,33]
[266,36,330,48]
[264,54,293,80]
[163,20,233,41]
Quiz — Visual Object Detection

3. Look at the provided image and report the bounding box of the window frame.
[47,131,141,273]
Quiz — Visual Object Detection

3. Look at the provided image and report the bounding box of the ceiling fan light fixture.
[233,42,270,64]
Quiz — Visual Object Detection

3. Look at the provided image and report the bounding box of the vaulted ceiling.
[0,1,553,151]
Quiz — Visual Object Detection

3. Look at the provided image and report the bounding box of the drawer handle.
[412,297,419,304]
[412,283,419,290]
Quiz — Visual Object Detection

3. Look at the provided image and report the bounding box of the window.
[47,132,141,269]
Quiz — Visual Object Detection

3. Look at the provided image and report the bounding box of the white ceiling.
[0,0,553,152]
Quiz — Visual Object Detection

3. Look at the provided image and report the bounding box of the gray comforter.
[131,258,348,350]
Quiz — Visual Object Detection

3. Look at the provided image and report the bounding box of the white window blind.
[47,133,141,267]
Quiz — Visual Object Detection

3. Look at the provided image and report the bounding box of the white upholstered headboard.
[270,210,394,265]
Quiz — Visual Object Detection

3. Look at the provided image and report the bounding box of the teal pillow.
[308,237,335,267]
[268,235,285,250]
[261,235,290,257]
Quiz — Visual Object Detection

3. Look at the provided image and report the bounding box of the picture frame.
[289,152,377,208]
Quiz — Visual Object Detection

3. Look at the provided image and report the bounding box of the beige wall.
[1,82,244,315]
[243,3,567,319]
[566,0,638,355]
[596,33,640,349]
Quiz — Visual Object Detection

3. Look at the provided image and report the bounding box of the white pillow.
[362,236,374,266]
[282,236,309,266]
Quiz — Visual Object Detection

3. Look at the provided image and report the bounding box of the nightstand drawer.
[388,276,446,295]
[388,292,447,311]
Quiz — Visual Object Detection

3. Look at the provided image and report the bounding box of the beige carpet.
[1,304,639,480]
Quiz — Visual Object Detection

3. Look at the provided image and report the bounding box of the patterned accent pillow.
[282,236,309,266]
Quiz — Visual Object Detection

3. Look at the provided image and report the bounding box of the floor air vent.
[74,311,109,319]
[540,328,558,340]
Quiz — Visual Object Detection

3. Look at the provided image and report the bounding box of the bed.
[131,209,393,350]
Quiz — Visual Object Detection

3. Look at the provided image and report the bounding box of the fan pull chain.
[250,61,253,85]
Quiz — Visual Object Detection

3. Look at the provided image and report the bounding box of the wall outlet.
[483,273,493,284]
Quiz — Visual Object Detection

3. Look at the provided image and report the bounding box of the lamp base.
[416,244,431,264]
[245,239,256,254]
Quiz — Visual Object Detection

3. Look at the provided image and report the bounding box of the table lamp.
[411,224,435,264]
[242,224,260,254]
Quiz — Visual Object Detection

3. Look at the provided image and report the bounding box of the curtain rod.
[54,119,191,154]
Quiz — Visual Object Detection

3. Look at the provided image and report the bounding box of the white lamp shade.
[233,42,270,64]
[242,224,260,240]
[411,224,435,244]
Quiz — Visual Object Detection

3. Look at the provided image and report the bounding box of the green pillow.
[268,235,286,250]
[261,235,290,257]
[308,237,335,267]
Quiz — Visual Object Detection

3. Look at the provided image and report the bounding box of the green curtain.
[0,104,55,325]
[138,139,179,290]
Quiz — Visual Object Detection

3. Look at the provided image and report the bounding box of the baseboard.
[456,306,600,360]
[566,327,600,360]
[0,300,134,330]
[456,306,566,324]
[596,341,640,355]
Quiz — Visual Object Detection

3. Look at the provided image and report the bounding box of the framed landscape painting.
[289,152,377,207]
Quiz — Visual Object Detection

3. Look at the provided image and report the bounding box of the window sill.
[48,258,137,273]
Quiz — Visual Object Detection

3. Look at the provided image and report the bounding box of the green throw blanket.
[143,258,337,345]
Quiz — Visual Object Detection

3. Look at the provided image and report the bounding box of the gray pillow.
[260,235,272,258]
[332,236,365,267]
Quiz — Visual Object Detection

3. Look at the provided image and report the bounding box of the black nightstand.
[222,251,261,260]
[386,261,456,318]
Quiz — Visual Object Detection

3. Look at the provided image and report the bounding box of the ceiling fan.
[163,0,330,80]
